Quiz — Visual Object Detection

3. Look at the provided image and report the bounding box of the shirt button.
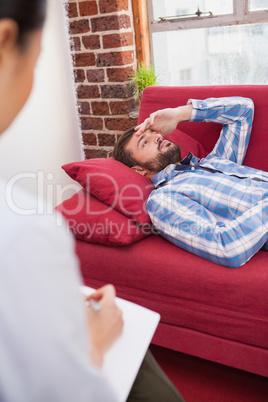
[191,167,195,170]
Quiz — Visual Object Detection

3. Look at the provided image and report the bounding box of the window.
[147,0,268,85]
[249,0,268,11]
[180,69,192,85]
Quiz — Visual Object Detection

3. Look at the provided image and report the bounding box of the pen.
[85,299,101,312]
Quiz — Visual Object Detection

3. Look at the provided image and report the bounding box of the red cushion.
[62,158,154,226]
[56,189,150,246]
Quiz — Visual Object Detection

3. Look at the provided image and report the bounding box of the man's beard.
[140,141,181,174]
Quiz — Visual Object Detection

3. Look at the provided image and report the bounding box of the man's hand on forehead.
[135,104,193,137]
[135,108,181,137]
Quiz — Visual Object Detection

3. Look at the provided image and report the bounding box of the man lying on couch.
[113,96,268,268]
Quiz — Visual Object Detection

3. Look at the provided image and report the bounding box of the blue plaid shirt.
[147,97,268,268]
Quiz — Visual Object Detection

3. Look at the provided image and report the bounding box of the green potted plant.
[130,62,159,104]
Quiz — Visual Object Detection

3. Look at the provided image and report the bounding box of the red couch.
[74,85,268,378]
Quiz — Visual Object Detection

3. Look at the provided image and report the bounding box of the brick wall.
[67,0,138,159]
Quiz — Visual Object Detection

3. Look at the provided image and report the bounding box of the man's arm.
[147,190,268,268]
[189,97,254,164]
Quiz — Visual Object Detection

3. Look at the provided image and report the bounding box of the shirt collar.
[180,152,193,165]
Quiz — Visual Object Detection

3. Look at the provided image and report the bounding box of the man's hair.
[112,126,139,168]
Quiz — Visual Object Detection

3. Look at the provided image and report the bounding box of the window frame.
[147,0,268,65]
[131,0,151,67]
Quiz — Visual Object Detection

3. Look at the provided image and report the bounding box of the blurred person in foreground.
[0,1,184,401]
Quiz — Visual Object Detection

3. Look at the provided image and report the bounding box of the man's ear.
[131,165,148,176]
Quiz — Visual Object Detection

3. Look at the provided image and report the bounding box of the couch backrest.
[138,85,268,172]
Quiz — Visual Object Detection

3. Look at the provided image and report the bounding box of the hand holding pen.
[85,284,124,368]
